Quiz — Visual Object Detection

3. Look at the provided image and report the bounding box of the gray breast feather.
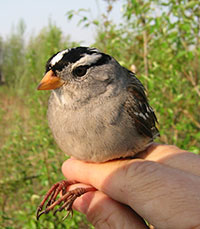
[47,90,152,162]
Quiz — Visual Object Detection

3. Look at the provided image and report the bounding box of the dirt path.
[0,85,29,147]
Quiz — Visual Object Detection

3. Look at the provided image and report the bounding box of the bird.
[36,46,159,220]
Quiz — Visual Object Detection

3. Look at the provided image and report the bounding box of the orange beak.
[37,70,64,90]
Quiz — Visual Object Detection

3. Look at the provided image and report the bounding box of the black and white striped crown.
[46,47,111,73]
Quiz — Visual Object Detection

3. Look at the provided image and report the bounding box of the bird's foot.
[36,180,95,220]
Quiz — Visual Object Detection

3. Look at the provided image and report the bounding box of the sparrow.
[36,46,159,219]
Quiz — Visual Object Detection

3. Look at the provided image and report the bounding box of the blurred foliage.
[0,0,200,228]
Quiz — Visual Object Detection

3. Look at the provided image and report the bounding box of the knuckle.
[119,159,162,198]
[93,215,113,229]
[122,160,159,184]
[88,210,113,229]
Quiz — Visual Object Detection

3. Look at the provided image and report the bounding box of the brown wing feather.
[125,70,159,139]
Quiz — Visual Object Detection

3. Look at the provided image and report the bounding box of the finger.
[62,158,135,201]
[62,158,200,228]
[137,144,200,176]
[67,183,147,229]
[136,143,186,159]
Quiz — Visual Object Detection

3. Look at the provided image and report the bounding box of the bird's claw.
[36,180,95,220]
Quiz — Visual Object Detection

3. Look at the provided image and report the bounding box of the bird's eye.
[73,66,87,77]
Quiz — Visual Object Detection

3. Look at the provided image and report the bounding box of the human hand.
[62,144,200,229]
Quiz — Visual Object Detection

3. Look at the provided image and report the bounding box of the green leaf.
[185,1,197,9]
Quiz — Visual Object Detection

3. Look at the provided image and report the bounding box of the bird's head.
[37,47,119,92]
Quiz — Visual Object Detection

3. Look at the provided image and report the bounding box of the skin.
[62,144,200,229]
